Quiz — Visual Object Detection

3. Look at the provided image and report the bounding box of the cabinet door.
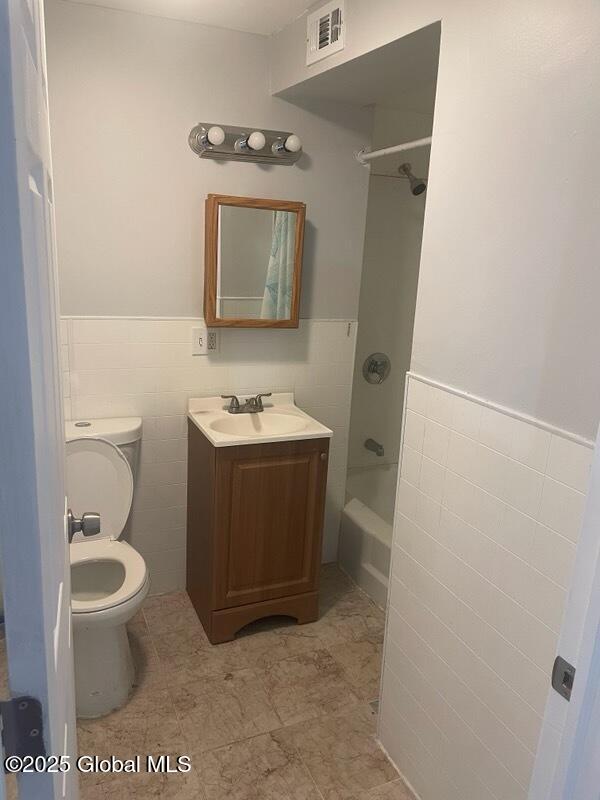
[214,439,328,609]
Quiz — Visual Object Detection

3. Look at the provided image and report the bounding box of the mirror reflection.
[217,206,298,321]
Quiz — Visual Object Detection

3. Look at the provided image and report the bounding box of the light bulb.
[284,134,302,153]
[206,126,225,146]
[247,131,266,151]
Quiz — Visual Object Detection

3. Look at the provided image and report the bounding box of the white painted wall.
[347,106,431,475]
[45,0,371,319]
[271,0,600,439]
[44,0,376,575]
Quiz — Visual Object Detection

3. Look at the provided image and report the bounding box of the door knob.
[67,509,101,543]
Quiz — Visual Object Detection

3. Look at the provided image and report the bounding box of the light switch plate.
[191,324,208,356]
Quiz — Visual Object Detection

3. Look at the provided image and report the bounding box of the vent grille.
[330,6,342,43]
[306,1,345,66]
[318,14,331,49]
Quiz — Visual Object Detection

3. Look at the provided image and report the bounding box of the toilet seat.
[71,539,147,614]
[65,437,133,542]
[66,436,147,615]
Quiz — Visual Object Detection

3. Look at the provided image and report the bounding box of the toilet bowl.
[65,417,149,718]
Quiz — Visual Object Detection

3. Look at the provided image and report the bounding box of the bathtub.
[339,463,397,608]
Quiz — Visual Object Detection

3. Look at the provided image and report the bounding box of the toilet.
[65,417,149,718]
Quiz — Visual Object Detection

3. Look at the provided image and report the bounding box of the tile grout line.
[403,444,582,548]
[394,501,567,637]
[393,528,558,681]
[401,472,576,590]
[385,654,529,797]
[386,609,539,761]
[389,569,547,718]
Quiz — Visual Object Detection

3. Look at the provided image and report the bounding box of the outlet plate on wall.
[191,324,208,355]
[207,331,218,352]
[191,324,218,355]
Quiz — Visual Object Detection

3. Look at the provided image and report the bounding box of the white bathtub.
[339,463,397,608]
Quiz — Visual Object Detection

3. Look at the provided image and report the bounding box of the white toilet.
[65,417,149,718]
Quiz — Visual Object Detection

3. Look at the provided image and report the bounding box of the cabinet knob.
[320,452,327,461]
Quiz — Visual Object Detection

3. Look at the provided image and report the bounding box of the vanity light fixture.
[188,122,302,166]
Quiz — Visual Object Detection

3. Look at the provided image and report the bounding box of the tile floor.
[77,565,415,800]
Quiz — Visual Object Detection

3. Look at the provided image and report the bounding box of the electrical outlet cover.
[191,325,208,355]
[207,331,218,352]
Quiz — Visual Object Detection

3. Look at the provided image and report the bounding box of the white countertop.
[187,392,333,447]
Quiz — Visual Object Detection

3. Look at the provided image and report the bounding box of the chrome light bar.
[188,123,302,166]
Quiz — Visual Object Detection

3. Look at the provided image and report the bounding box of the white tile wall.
[60,317,357,593]
[381,375,593,800]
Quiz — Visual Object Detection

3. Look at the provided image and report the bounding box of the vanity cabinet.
[186,419,329,644]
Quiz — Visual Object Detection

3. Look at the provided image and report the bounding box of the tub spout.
[364,438,384,457]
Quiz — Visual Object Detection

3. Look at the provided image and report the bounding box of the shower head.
[398,162,427,196]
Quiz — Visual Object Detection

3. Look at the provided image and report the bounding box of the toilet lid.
[66,437,133,540]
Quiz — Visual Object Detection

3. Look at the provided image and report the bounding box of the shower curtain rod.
[355,136,432,165]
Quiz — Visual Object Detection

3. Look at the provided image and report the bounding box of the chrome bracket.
[0,696,45,757]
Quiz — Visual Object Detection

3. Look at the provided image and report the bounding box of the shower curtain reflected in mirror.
[261,210,296,319]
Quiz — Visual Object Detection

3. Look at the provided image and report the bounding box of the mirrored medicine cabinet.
[204,194,306,328]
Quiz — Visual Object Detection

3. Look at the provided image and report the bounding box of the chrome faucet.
[221,393,272,414]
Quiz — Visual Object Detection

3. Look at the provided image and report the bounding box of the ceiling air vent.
[306,1,345,66]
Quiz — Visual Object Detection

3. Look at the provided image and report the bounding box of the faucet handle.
[221,394,240,413]
[254,392,272,411]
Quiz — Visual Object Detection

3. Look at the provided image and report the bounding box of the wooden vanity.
[186,397,331,644]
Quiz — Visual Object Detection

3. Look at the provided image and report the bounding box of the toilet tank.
[65,417,143,479]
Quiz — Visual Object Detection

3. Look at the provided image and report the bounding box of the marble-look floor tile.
[152,626,253,685]
[129,628,162,678]
[312,590,385,646]
[359,780,416,799]
[197,729,321,800]
[100,767,204,800]
[127,608,149,637]
[237,618,324,669]
[171,668,280,755]
[327,632,383,702]
[261,648,360,726]
[79,771,107,800]
[143,591,203,635]
[80,784,105,800]
[77,687,185,765]
[129,641,169,697]
[287,705,398,800]
[74,568,399,800]
[320,563,355,603]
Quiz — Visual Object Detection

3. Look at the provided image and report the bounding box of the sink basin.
[210,413,308,437]
[188,393,332,447]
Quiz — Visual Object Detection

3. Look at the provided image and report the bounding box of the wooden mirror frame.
[204,194,306,328]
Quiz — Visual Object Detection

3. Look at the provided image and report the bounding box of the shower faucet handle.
[363,353,391,385]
